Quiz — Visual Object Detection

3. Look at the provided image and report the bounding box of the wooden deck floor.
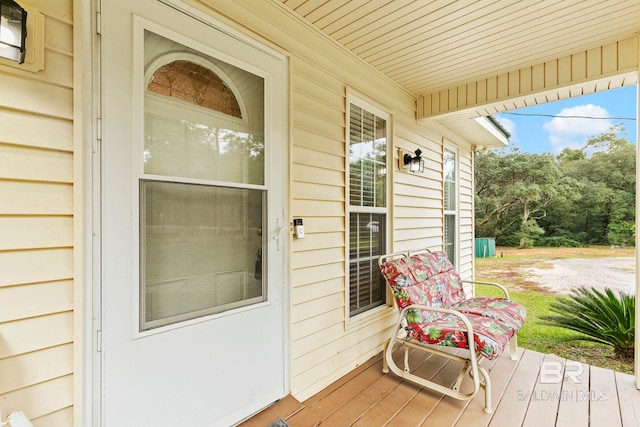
[240,347,640,427]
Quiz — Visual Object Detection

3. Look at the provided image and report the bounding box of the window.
[444,148,457,264]
[348,102,388,317]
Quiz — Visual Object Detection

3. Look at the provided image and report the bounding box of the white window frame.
[346,93,391,322]
[444,145,459,266]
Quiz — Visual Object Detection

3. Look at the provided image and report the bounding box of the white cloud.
[543,104,612,153]
[495,116,519,149]
[497,116,516,136]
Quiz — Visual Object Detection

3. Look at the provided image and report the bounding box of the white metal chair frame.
[379,250,520,414]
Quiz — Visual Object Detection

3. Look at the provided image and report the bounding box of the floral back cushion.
[408,251,465,307]
[379,251,465,322]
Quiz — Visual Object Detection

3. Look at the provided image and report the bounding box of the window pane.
[444,181,456,211]
[444,149,456,264]
[444,149,456,182]
[140,181,265,330]
[444,214,455,263]
[349,104,386,208]
[143,30,265,186]
[349,212,386,316]
[444,149,456,210]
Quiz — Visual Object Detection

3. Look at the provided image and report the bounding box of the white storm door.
[100,1,288,426]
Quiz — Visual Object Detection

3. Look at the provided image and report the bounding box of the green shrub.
[496,234,520,247]
[608,221,635,248]
[536,236,583,247]
[540,287,635,358]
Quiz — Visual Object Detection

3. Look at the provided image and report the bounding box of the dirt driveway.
[523,257,635,295]
[476,247,636,295]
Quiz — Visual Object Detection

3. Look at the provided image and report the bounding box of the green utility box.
[475,238,496,258]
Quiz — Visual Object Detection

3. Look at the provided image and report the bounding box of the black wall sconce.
[401,148,425,173]
[0,0,27,64]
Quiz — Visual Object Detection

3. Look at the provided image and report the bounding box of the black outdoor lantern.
[0,0,27,64]
[403,148,425,173]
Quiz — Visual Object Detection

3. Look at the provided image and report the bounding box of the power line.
[503,112,636,121]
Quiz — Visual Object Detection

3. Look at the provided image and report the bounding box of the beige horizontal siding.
[0,375,73,423]
[31,407,73,427]
[290,308,344,345]
[0,248,73,287]
[292,277,344,307]
[419,36,639,118]
[0,344,73,394]
[0,216,72,250]
[291,181,344,202]
[0,73,72,119]
[0,1,75,425]
[0,182,73,215]
[291,48,384,397]
[0,281,72,322]
[0,144,73,183]
[0,111,73,151]
[0,312,73,359]
[291,261,345,289]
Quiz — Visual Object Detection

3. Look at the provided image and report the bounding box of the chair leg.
[403,345,410,372]
[509,335,518,361]
[479,365,492,414]
[382,339,390,374]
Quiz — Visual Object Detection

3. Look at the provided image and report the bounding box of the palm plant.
[540,286,635,358]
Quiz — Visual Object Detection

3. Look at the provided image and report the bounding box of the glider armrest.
[397,304,476,343]
[462,280,510,300]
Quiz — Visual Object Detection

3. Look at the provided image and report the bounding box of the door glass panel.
[140,30,267,331]
[143,31,264,186]
[141,181,265,330]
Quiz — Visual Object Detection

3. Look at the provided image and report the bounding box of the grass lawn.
[474,246,635,374]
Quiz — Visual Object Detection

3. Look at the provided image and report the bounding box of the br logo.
[540,360,583,384]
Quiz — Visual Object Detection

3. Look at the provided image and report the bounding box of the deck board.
[616,370,640,425]
[488,349,545,427]
[239,347,638,427]
[590,365,623,427]
[555,360,590,427]
[521,353,564,427]
[455,347,523,427]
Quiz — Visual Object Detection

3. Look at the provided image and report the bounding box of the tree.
[476,126,636,247]
[608,221,635,247]
[556,126,635,244]
[475,149,580,247]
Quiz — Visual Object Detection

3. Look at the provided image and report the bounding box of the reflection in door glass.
[143,31,265,186]
[140,30,267,331]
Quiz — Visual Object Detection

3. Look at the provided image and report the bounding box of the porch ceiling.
[277,0,640,147]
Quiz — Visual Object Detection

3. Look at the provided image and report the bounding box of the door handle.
[272,219,287,251]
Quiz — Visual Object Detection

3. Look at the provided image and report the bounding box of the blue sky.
[495,85,637,154]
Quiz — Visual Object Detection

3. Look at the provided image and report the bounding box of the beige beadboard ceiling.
[276,0,640,145]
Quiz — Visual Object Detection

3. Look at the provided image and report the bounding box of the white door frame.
[76,1,291,425]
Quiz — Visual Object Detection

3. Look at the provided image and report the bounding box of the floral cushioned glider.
[378,249,526,414]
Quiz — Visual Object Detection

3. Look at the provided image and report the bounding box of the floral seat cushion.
[453,298,526,333]
[405,310,515,360]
